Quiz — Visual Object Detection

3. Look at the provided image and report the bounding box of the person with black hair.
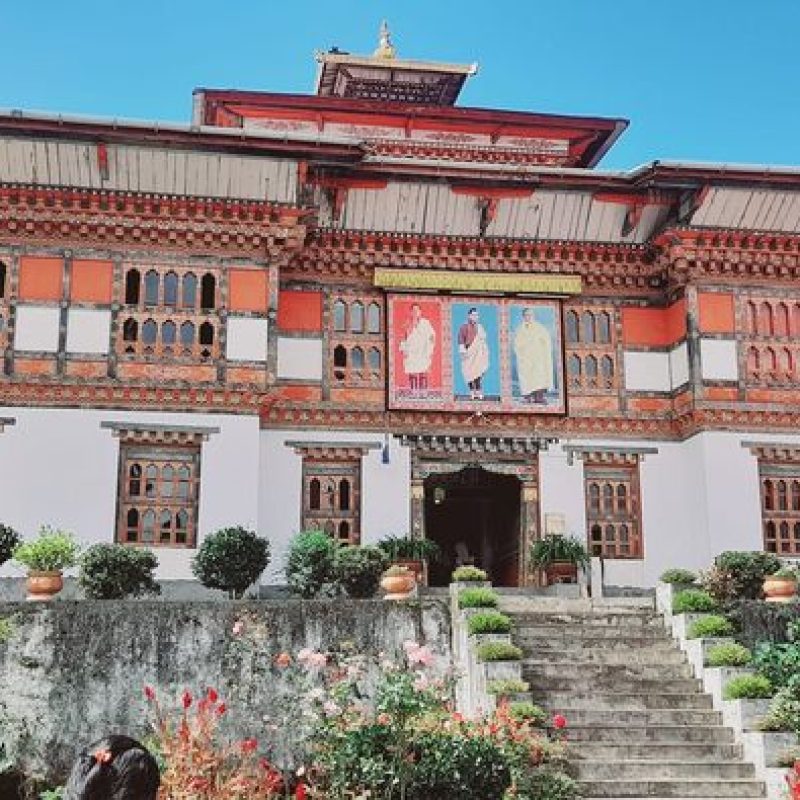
[63,735,159,800]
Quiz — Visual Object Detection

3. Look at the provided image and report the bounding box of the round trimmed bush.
[0,524,20,566]
[687,614,735,639]
[706,642,752,667]
[672,588,718,614]
[451,566,488,583]
[335,545,388,598]
[458,588,499,609]
[192,526,270,598]
[79,544,160,599]
[285,530,338,598]
[467,611,513,635]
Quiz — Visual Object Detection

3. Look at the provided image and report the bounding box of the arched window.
[748,347,760,374]
[162,320,176,346]
[603,483,614,512]
[793,304,800,337]
[200,273,216,310]
[782,348,793,378]
[339,479,351,511]
[163,272,179,306]
[605,524,616,542]
[333,345,347,380]
[598,312,612,343]
[765,521,777,551]
[175,510,189,544]
[145,464,158,497]
[180,321,195,347]
[142,319,157,345]
[367,302,381,334]
[309,478,321,510]
[182,273,197,308]
[764,480,774,510]
[142,510,156,544]
[122,317,138,342]
[351,347,364,370]
[568,355,581,377]
[368,347,381,371]
[589,482,600,512]
[350,301,364,333]
[760,302,774,336]
[338,521,350,541]
[780,521,790,544]
[161,466,174,498]
[144,270,159,305]
[601,355,614,378]
[590,523,602,555]
[199,322,214,346]
[566,311,579,344]
[764,347,777,372]
[126,508,139,542]
[128,463,142,496]
[324,520,335,537]
[778,481,788,511]
[581,312,596,344]
[177,466,191,499]
[0,261,6,299]
[616,483,628,513]
[159,509,172,542]
[125,269,141,305]
[333,300,347,332]
[776,303,789,337]
[747,301,758,334]
[792,481,800,512]
[585,355,598,379]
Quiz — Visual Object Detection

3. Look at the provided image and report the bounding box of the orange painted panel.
[226,367,268,389]
[272,384,323,402]
[704,386,739,401]
[748,388,800,405]
[278,290,323,333]
[65,360,108,379]
[621,299,687,347]
[13,357,56,376]
[18,256,64,301]
[228,269,269,313]
[628,397,672,412]
[698,293,736,334]
[71,260,114,303]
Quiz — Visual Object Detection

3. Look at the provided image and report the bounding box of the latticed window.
[742,296,800,386]
[301,459,361,545]
[329,292,384,388]
[116,443,200,547]
[583,456,643,559]
[759,463,800,555]
[565,305,617,395]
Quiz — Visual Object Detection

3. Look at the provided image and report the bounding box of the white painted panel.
[66,309,111,354]
[14,305,60,352]
[623,351,671,392]
[669,342,690,389]
[539,444,586,543]
[0,408,260,581]
[701,338,739,382]
[277,337,322,381]
[226,317,269,362]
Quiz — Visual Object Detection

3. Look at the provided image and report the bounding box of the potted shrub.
[12,526,80,601]
[79,544,160,599]
[335,545,388,598]
[377,535,440,584]
[380,564,416,600]
[763,567,798,604]
[285,530,338,598]
[529,534,589,585]
[192,526,270,599]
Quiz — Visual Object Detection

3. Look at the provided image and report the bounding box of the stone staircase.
[501,599,766,799]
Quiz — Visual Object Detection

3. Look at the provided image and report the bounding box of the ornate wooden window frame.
[328,291,385,389]
[103,422,219,548]
[287,441,381,545]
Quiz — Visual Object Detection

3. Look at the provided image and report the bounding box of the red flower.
[240,738,258,754]
[295,783,307,799]
[552,714,567,730]
[92,748,112,765]
[181,690,193,709]
[207,687,219,703]
[144,685,155,702]
[274,652,292,668]
[216,702,227,716]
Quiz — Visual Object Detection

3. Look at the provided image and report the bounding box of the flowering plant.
[787,759,800,800]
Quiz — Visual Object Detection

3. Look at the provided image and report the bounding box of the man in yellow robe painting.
[513,307,553,404]
[399,302,436,394]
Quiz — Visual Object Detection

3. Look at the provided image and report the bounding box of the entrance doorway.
[424,466,522,587]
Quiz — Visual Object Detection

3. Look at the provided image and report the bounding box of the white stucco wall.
[0,407,260,580]
[258,429,411,582]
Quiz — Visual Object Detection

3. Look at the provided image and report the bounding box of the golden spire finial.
[374,20,396,59]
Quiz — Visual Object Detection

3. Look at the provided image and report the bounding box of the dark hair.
[64,735,159,800]
[468,307,478,314]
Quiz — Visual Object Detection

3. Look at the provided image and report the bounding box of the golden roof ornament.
[373,21,396,59]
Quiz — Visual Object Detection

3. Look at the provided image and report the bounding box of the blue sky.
[1,1,798,170]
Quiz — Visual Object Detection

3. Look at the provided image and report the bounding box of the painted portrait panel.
[450,302,501,402]
[389,297,444,403]
[508,302,564,411]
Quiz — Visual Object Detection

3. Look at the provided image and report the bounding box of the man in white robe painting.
[457,307,490,400]
[513,307,553,404]
[399,303,436,394]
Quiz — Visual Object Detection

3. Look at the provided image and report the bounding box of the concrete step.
[523,661,697,683]
[566,725,736,744]
[510,624,670,640]
[516,633,677,649]
[578,779,765,798]
[517,645,688,665]
[527,676,699,694]
[576,744,744,761]
[507,612,663,627]
[551,708,722,726]
[575,762,756,781]
[537,692,712,711]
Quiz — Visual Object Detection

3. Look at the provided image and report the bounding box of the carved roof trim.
[742,440,800,463]
[101,421,219,445]
[286,440,381,460]
[400,433,554,455]
[564,444,658,466]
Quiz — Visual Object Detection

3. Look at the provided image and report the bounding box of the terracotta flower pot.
[545,561,578,585]
[763,576,798,604]
[26,570,64,602]
[380,569,416,601]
